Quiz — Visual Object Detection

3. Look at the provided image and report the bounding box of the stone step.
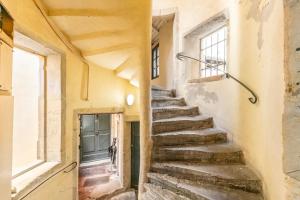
[79,165,107,177]
[151,88,175,98]
[152,116,213,134]
[151,162,262,193]
[148,173,263,200]
[143,183,191,200]
[152,129,227,146]
[83,174,111,187]
[152,97,186,107]
[110,190,136,200]
[153,106,199,121]
[152,144,245,164]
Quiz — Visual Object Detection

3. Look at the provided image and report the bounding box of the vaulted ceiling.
[40,0,150,86]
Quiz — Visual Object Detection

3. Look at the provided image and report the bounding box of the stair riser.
[149,178,208,200]
[152,90,175,98]
[152,118,213,134]
[152,99,186,107]
[151,166,262,193]
[144,184,191,200]
[79,167,107,177]
[152,133,227,146]
[153,107,199,121]
[152,150,245,164]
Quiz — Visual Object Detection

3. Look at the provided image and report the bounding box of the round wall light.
[126,94,135,106]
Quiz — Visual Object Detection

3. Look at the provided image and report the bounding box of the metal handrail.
[176,52,258,104]
[19,161,78,200]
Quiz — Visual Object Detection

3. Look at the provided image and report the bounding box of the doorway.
[80,114,111,163]
[78,113,122,200]
[131,122,140,189]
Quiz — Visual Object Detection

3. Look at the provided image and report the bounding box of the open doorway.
[79,113,122,200]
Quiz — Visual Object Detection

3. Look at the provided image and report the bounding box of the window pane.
[12,48,42,174]
[212,32,218,45]
[217,41,225,60]
[205,36,211,47]
[205,47,212,60]
[212,45,218,61]
[218,28,225,41]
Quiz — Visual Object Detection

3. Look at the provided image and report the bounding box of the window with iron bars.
[200,26,227,77]
[152,45,159,79]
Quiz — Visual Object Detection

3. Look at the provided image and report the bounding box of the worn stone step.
[83,174,110,187]
[153,106,200,121]
[152,129,227,146]
[152,116,213,134]
[143,183,191,200]
[152,97,186,107]
[148,173,263,200]
[152,144,245,164]
[151,162,262,193]
[152,87,175,98]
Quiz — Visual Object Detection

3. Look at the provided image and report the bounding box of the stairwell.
[142,87,264,200]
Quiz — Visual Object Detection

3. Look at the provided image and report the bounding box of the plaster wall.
[151,20,174,89]
[0,0,140,199]
[153,0,300,199]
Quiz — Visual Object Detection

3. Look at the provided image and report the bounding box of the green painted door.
[80,114,111,163]
[131,122,140,189]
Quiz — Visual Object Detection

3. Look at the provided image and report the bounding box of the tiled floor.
[79,162,121,200]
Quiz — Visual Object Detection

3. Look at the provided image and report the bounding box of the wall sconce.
[126,94,134,106]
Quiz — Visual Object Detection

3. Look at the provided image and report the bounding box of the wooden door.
[131,122,140,189]
[80,114,111,163]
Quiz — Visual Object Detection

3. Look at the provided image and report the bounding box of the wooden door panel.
[80,114,111,163]
[131,122,140,189]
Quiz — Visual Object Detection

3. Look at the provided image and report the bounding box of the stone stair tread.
[152,128,226,137]
[153,115,211,123]
[148,173,263,200]
[151,162,260,181]
[152,105,198,111]
[159,143,241,153]
[152,96,183,101]
[144,183,192,200]
[151,86,172,91]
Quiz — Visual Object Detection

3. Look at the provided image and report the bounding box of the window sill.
[12,161,61,200]
[12,160,44,178]
[188,75,224,83]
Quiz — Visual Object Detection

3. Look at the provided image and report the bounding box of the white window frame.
[199,26,228,78]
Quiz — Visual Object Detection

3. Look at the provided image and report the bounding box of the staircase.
[142,87,264,200]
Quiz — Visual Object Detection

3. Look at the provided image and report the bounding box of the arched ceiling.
[40,0,149,86]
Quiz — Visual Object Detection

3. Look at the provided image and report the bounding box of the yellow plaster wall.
[154,0,300,199]
[151,20,174,89]
[0,0,140,199]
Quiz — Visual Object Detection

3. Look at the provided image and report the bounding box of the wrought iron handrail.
[176,53,258,104]
[19,161,78,200]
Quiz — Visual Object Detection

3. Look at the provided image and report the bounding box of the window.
[12,48,45,177]
[152,45,159,79]
[200,26,227,77]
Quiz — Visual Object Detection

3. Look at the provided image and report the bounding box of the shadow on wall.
[184,83,218,104]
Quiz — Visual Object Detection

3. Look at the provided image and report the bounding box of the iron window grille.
[200,26,227,77]
[152,45,159,79]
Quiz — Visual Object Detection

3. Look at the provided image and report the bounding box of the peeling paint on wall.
[241,0,275,49]
[185,84,218,104]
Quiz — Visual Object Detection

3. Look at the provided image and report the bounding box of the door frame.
[73,107,124,200]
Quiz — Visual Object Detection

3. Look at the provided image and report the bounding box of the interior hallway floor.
[79,162,120,200]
